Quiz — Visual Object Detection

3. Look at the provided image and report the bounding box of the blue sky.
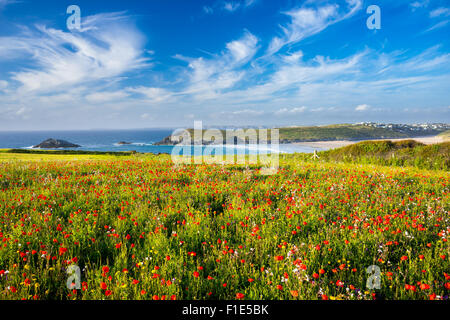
[0,0,449,130]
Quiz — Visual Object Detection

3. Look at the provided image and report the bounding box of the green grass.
[291,140,449,171]
[277,124,411,142]
[159,124,445,144]
[0,149,137,156]
[438,130,450,141]
[0,151,448,301]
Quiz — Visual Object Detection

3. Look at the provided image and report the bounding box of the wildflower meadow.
[0,153,448,300]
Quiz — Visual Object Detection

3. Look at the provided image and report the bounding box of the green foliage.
[0,149,137,156]
[314,141,450,171]
[0,152,448,300]
[278,124,411,142]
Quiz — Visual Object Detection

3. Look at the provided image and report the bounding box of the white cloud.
[222,0,256,13]
[275,107,307,115]
[174,31,259,99]
[140,113,153,120]
[0,12,149,93]
[355,104,370,111]
[268,0,362,54]
[2,105,31,120]
[430,7,450,18]
[244,0,257,7]
[203,6,214,14]
[15,106,28,116]
[0,80,8,90]
[0,0,16,9]
[86,91,129,103]
[410,0,429,9]
[128,86,172,103]
[231,109,264,115]
[224,2,241,12]
[424,20,450,32]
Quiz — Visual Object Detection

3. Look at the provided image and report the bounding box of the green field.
[438,130,450,141]
[158,124,445,145]
[0,145,448,300]
[277,124,411,142]
[293,140,450,171]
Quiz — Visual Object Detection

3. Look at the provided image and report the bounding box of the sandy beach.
[290,135,446,150]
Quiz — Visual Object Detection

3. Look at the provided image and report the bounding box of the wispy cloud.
[267,0,362,55]
[355,104,370,111]
[429,7,450,18]
[224,2,241,12]
[0,0,16,9]
[174,31,259,99]
[203,6,214,14]
[85,91,130,103]
[0,12,149,93]
[205,0,258,14]
[424,19,450,32]
[275,107,307,115]
[410,0,430,11]
[0,2,449,129]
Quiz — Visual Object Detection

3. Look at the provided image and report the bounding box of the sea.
[0,129,324,155]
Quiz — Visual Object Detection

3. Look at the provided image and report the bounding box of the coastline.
[287,135,445,150]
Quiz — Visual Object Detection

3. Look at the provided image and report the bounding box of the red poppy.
[420,283,430,290]
[236,293,245,299]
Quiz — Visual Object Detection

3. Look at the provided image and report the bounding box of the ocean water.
[0,129,324,154]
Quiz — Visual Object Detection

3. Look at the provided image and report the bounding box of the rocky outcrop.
[33,139,81,149]
[154,134,247,146]
[117,141,132,145]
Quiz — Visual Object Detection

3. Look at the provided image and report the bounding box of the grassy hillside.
[278,124,411,142]
[2,140,448,170]
[293,140,450,170]
[158,124,444,144]
[438,130,450,141]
